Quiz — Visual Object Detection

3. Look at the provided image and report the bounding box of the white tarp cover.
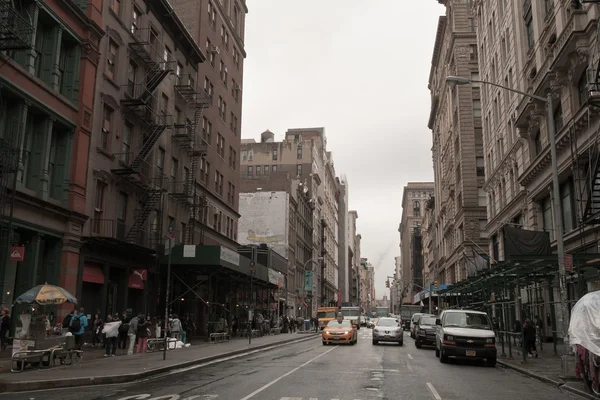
[569,290,600,356]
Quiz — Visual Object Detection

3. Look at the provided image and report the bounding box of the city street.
[3,331,582,400]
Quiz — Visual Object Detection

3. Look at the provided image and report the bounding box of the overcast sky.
[241,0,444,300]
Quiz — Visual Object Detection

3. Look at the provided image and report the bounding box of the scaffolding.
[170,74,211,245]
[111,28,175,245]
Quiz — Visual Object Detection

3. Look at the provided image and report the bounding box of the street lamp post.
[446,76,571,377]
[303,258,322,318]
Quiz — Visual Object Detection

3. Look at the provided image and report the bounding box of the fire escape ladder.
[125,185,164,244]
[580,18,600,225]
[0,0,33,51]
[582,122,600,225]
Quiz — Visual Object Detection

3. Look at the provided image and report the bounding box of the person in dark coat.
[0,308,10,351]
[523,319,538,358]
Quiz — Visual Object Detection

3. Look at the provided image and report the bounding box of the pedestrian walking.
[70,307,88,350]
[0,308,10,351]
[102,314,121,357]
[127,313,140,355]
[136,314,149,354]
[523,319,538,358]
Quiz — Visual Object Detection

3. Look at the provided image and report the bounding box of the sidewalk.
[0,332,319,393]
[495,340,594,399]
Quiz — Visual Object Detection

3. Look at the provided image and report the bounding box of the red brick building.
[0,0,103,319]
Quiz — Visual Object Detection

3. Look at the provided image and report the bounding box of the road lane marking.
[239,346,337,400]
[407,353,414,360]
[427,382,442,400]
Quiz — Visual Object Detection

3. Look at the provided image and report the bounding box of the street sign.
[168,221,174,239]
[9,246,24,262]
[565,253,573,272]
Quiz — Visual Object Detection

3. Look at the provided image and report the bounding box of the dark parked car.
[415,315,437,348]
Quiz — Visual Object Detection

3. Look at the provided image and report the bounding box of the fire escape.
[0,1,33,265]
[112,28,174,246]
[570,14,600,226]
[171,74,212,244]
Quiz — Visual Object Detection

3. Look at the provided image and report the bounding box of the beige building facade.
[399,182,434,303]
[240,128,344,307]
[426,1,487,301]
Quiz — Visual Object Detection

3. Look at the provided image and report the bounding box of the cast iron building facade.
[426,3,487,298]
[0,0,103,319]
[399,182,433,303]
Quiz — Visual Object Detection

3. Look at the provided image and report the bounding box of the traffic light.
[434,281,439,290]
[386,279,390,288]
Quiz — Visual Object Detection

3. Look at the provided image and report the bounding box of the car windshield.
[318,311,337,319]
[376,319,398,327]
[341,309,359,317]
[420,317,436,326]
[412,314,422,323]
[326,320,352,328]
[444,312,491,329]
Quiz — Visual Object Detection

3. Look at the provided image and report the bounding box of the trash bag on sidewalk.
[569,290,600,356]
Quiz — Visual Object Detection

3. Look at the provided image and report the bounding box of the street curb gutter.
[0,334,320,393]
[496,359,563,386]
[497,359,598,400]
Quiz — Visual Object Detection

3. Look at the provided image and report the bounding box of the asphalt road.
[4,329,584,400]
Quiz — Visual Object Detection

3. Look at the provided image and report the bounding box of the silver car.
[372,317,404,346]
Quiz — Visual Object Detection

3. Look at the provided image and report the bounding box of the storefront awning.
[160,244,274,286]
[83,264,104,284]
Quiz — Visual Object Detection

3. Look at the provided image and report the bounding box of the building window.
[202,116,212,143]
[106,40,118,80]
[472,100,481,117]
[219,60,228,85]
[525,18,534,50]
[126,61,137,96]
[256,165,262,176]
[247,166,253,176]
[578,71,589,107]
[217,133,225,158]
[109,0,120,16]
[272,149,278,160]
[272,165,277,173]
[101,105,113,151]
[476,156,485,177]
[297,146,302,160]
[92,180,107,233]
[469,44,478,61]
[264,165,270,175]
[561,180,575,232]
[171,157,178,182]
[479,220,487,238]
[554,103,564,132]
[157,147,165,176]
[122,122,133,161]
[242,150,247,161]
[542,197,554,241]
[208,1,216,28]
[131,6,141,34]
[296,164,302,176]
[478,188,486,207]
[413,201,420,217]
[467,18,474,32]
[534,129,542,155]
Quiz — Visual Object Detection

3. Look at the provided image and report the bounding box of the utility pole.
[248,245,256,345]
[163,222,174,361]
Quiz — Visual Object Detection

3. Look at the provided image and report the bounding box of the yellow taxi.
[321,315,357,345]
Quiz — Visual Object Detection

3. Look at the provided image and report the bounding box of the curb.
[0,334,319,393]
[561,383,598,400]
[496,359,563,386]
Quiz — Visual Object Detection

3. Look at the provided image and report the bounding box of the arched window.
[413,201,421,217]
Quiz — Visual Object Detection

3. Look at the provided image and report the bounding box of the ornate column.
[50,25,64,91]
[40,117,54,200]
[24,2,40,75]
[17,101,30,186]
